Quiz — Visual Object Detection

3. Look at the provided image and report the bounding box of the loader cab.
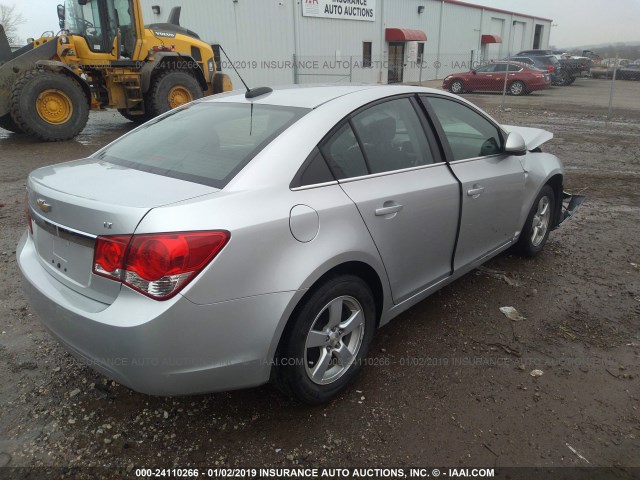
[60,0,138,58]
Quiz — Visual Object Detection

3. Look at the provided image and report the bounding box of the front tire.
[272,275,376,404]
[10,69,89,142]
[449,79,464,94]
[515,185,555,257]
[146,70,203,117]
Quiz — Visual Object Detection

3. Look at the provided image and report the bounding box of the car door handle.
[375,203,403,216]
[467,186,485,197]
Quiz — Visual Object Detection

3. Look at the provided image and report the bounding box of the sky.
[7,0,640,48]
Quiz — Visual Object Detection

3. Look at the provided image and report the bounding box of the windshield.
[63,0,133,53]
[97,102,309,188]
[63,0,103,37]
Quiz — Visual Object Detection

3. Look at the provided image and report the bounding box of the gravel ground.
[0,78,639,478]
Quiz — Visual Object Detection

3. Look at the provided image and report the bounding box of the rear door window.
[350,98,436,174]
[97,102,309,188]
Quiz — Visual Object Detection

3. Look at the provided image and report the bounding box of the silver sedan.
[17,85,581,404]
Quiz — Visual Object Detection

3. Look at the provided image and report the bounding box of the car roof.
[201,84,445,109]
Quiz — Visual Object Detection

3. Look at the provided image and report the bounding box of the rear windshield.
[97,102,309,188]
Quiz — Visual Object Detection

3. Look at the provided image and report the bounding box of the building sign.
[302,0,376,22]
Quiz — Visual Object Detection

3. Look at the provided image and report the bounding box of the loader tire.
[0,114,23,134]
[146,69,203,117]
[10,69,89,142]
[118,109,152,124]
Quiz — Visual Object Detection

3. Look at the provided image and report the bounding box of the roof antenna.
[218,45,272,99]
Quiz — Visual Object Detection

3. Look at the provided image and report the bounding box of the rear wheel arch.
[272,260,385,365]
[290,261,384,332]
[271,261,384,403]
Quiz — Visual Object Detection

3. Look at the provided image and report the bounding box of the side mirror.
[504,132,527,156]
[471,69,477,74]
[57,4,65,30]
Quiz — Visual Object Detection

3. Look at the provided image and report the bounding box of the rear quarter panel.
[134,185,389,307]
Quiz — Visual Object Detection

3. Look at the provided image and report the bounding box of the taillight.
[25,193,33,235]
[93,231,230,300]
[547,65,555,72]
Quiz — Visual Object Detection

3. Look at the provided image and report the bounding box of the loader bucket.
[0,37,58,117]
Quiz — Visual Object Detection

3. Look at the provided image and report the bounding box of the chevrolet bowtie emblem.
[36,198,52,213]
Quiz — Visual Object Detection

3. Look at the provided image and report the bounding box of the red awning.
[481,34,502,44]
[385,28,427,42]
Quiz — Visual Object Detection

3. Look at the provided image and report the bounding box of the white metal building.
[140,0,552,85]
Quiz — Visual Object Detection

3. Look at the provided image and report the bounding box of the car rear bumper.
[17,232,297,395]
[529,80,551,90]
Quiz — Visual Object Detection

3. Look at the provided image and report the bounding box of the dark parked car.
[618,64,640,80]
[443,61,550,96]
[508,55,564,84]
[514,51,590,85]
[516,49,555,57]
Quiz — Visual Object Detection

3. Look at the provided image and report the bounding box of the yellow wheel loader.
[0,0,232,141]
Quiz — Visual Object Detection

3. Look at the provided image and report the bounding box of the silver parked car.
[17,85,582,404]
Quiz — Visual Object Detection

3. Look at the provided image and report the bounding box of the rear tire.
[449,79,464,94]
[146,70,203,117]
[0,113,23,134]
[515,185,555,257]
[272,274,376,404]
[509,80,526,96]
[9,69,89,142]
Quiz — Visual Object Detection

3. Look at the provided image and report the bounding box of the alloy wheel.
[304,295,366,385]
[531,195,551,246]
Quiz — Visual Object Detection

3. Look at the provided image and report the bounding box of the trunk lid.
[27,158,218,304]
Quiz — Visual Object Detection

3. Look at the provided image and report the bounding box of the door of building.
[388,42,405,83]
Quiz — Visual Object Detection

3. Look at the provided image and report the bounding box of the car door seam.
[418,95,463,276]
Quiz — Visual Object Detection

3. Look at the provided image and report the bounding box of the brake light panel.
[93,231,230,300]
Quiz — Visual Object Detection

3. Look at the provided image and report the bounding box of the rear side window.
[425,97,503,161]
[495,63,522,72]
[97,102,309,188]
[320,123,369,180]
[290,148,335,188]
[476,64,497,72]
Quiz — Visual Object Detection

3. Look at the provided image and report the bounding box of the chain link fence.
[289,52,639,120]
